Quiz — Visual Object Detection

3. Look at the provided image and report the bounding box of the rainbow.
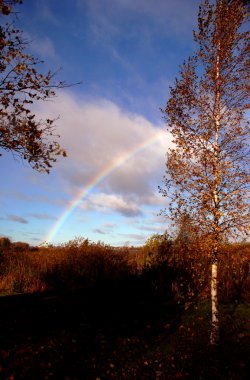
[45,131,165,243]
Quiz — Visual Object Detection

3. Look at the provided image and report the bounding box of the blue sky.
[0,0,199,246]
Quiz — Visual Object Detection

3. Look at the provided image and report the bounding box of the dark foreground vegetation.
[0,236,249,379]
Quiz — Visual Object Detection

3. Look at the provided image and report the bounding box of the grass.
[0,290,249,380]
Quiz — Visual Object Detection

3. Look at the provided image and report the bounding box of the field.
[0,237,249,379]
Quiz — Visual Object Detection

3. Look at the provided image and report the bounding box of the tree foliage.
[144,233,172,259]
[161,0,249,343]
[0,0,21,15]
[0,0,70,172]
[161,0,249,241]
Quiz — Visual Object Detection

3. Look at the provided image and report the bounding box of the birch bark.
[210,35,221,345]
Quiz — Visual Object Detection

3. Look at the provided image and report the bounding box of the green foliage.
[142,232,172,266]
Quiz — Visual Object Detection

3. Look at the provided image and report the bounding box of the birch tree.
[161,0,249,344]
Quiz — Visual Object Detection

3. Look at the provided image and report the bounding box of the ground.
[0,289,249,380]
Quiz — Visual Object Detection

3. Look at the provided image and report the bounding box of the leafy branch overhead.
[0,0,22,15]
[0,0,78,172]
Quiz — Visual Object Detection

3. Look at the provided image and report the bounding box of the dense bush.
[0,238,132,294]
[0,237,11,250]
[0,236,249,306]
[138,234,249,307]
[219,243,250,303]
[43,238,131,292]
[0,250,45,293]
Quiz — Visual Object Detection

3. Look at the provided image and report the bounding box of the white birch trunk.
[210,31,221,345]
[210,259,219,344]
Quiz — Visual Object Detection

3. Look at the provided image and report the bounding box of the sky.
[0,0,200,247]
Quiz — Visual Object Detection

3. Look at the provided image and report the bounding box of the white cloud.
[83,193,142,217]
[33,91,172,216]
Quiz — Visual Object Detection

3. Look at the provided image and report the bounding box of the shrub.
[219,243,250,303]
[0,236,11,251]
[0,236,248,305]
[41,239,131,293]
[0,250,45,293]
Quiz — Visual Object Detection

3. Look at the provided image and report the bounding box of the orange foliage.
[0,237,249,306]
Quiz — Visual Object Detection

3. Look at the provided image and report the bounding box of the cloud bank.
[34,91,172,218]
